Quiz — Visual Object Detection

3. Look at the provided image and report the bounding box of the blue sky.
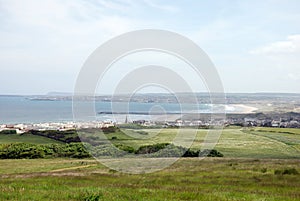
[0,0,300,94]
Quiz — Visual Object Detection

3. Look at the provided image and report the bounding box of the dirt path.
[50,164,97,172]
[0,164,103,179]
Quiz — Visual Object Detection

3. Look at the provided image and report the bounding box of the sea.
[0,96,214,124]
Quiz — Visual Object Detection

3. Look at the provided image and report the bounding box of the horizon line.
[1,91,300,96]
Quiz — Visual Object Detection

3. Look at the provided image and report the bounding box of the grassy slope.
[0,158,299,200]
[216,128,300,158]
[106,128,300,159]
[1,127,300,159]
[0,133,63,144]
[1,128,300,200]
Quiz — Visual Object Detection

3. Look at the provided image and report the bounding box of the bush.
[135,143,170,154]
[27,129,80,143]
[91,144,125,157]
[200,149,224,157]
[0,141,224,159]
[261,168,267,173]
[135,143,223,158]
[115,144,135,153]
[283,168,299,175]
[101,126,119,134]
[0,143,90,159]
[0,130,17,134]
[274,168,299,175]
[183,149,199,157]
[274,169,282,175]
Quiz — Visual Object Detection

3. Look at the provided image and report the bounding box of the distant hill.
[46,92,73,96]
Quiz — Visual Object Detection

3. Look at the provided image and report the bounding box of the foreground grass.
[0,158,300,201]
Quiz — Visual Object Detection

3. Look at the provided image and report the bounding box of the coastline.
[226,104,258,114]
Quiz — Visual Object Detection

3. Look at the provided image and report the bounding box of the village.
[1,112,300,134]
[0,121,115,134]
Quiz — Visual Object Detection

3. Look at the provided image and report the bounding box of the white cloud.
[250,34,300,54]
[143,0,179,13]
[248,34,300,88]
[0,0,138,73]
[288,73,300,81]
[0,0,136,34]
[1,0,300,94]
[190,19,233,44]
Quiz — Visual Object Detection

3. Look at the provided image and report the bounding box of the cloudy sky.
[0,0,300,95]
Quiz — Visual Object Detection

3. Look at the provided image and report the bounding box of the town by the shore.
[1,103,300,134]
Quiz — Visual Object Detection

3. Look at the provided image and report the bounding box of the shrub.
[135,143,170,154]
[135,143,223,158]
[0,143,90,159]
[261,168,267,173]
[91,144,126,157]
[115,144,135,153]
[274,168,299,175]
[0,130,17,134]
[199,149,224,157]
[283,168,299,175]
[101,126,119,134]
[183,149,199,157]
[0,141,224,159]
[27,129,79,143]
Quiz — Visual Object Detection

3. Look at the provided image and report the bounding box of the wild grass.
[215,128,300,158]
[2,127,300,159]
[0,158,300,200]
[1,127,300,200]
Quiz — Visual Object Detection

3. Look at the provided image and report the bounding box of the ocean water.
[0,96,211,124]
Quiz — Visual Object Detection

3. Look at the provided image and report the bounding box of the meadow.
[0,127,300,200]
[98,127,300,159]
[0,158,300,200]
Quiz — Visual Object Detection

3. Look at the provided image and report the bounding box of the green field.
[0,133,63,144]
[0,158,300,200]
[99,127,300,159]
[1,127,300,200]
[1,127,300,159]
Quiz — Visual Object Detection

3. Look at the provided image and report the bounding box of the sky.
[0,0,300,95]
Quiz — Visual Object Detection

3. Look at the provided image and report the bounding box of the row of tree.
[0,142,223,159]
[0,143,90,159]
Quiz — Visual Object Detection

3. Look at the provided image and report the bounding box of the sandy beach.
[226,104,258,114]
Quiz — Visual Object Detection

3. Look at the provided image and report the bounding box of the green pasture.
[0,158,299,200]
[104,127,300,159]
[1,127,300,159]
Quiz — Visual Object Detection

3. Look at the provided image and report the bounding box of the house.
[133,120,146,125]
[271,120,280,127]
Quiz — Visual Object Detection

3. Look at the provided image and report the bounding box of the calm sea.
[0,96,211,124]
